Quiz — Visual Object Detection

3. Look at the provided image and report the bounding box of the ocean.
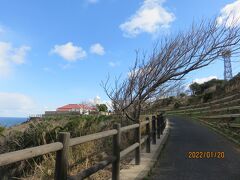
[0,117,28,127]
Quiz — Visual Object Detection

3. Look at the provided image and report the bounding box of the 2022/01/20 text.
[187,151,224,159]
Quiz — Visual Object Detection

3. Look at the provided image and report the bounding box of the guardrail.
[0,114,166,180]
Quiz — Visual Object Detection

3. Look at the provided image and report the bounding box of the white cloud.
[91,96,101,105]
[90,43,105,55]
[0,92,35,116]
[88,96,112,109]
[51,42,87,62]
[109,61,120,67]
[88,96,104,105]
[193,76,218,84]
[11,46,31,64]
[0,42,30,77]
[217,0,240,27]
[120,0,175,37]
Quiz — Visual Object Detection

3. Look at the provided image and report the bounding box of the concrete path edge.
[119,119,170,180]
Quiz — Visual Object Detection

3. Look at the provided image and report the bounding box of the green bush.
[0,126,5,137]
[187,95,201,105]
[189,79,226,96]
[173,102,181,109]
[202,92,213,103]
[179,93,186,97]
[96,104,108,112]
[162,96,175,106]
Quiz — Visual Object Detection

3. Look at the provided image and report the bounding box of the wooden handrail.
[121,124,139,132]
[140,135,148,144]
[141,120,150,126]
[69,129,117,147]
[0,114,167,180]
[120,143,140,159]
[0,142,63,166]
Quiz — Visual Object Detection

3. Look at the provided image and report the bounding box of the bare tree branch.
[102,17,240,122]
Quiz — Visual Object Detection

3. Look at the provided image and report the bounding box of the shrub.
[187,95,201,105]
[173,102,181,109]
[0,126,5,137]
[179,93,186,97]
[96,104,108,112]
[202,92,213,103]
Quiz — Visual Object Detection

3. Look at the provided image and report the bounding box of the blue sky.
[0,0,240,117]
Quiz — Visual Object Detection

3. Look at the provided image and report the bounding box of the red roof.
[57,104,97,111]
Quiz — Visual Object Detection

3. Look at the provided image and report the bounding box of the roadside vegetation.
[158,73,240,145]
[0,126,5,137]
[0,114,137,179]
[151,73,240,111]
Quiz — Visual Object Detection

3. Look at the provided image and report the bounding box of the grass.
[0,114,137,179]
[234,117,240,123]
[0,126,4,137]
[0,115,112,178]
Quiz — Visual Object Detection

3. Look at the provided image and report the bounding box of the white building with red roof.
[56,104,97,114]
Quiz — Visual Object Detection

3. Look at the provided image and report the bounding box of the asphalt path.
[149,116,240,180]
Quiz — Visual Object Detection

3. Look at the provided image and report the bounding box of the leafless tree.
[102,18,240,123]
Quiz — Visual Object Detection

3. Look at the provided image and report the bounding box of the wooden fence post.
[135,121,141,165]
[157,115,161,139]
[55,132,70,180]
[163,116,166,132]
[112,123,121,180]
[152,116,156,144]
[161,115,165,134]
[146,117,151,153]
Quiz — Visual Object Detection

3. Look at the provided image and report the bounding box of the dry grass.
[0,114,139,179]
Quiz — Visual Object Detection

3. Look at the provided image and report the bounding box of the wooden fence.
[166,93,240,130]
[0,114,166,180]
[176,93,240,110]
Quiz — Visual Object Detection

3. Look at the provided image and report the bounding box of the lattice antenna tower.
[222,49,233,80]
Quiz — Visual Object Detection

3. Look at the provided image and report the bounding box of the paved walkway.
[149,116,240,180]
